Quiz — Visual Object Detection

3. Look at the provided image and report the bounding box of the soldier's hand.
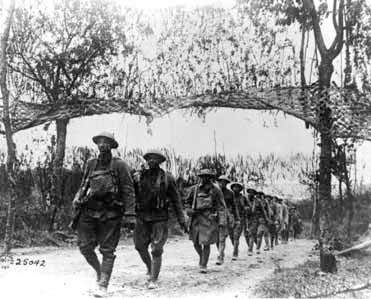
[186,208,195,217]
[235,220,241,227]
[124,215,136,230]
[72,198,81,210]
[180,222,189,234]
[133,171,141,183]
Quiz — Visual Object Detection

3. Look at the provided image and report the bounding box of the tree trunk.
[49,118,69,232]
[343,160,353,241]
[317,60,334,238]
[0,0,16,253]
[338,178,343,209]
[311,188,321,238]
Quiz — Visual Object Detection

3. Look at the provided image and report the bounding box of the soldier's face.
[96,137,112,153]
[232,186,241,193]
[199,175,211,184]
[146,155,161,169]
[219,180,228,188]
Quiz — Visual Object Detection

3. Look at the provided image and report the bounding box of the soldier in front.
[132,149,187,289]
[72,132,135,298]
[185,169,226,273]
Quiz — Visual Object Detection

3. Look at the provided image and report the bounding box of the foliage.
[8,0,126,104]
[256,252,371,298]
[0,142,314,242]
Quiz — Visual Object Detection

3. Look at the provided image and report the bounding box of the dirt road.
[0,236,314,299]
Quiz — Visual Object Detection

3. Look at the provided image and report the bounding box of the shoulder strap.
[156,169,169,191]
[192,184,199,210]
[109,158,116,171]
[164,171,169,190]
[109,158,120,191]
[88,159,98,177]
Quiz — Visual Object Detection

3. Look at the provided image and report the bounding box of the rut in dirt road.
[0,237,314,299]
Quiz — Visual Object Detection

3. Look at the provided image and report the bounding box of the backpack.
[86,158,120,202]
[134,168,169,211]
[154,169,169,209]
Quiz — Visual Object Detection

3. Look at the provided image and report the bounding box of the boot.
[148,256,162,289]
[200,246,210,273]
[94,274,109,298]
[232,241,239,261]
[96,255,115,295]
[81,249,101,282]
[263,234,270,251]
[256,237,262,254]
[216,240,225,265]
[216,255,224,265]
[193,243,202,267]
[248,237,254,256]
[137,248,152,276]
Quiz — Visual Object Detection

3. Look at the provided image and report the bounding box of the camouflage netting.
[1,83,371,141]
[2,5,371,140]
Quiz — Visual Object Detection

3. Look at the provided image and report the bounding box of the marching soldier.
[265,195,279,249]
[253,192,271,253]
[280,198,290,244]
[290,206,303,240]
[72,132,135,298]
[272,196,282,246]
[132,149,187,289]
[185,169,227,273]
[230,182,248,261]
[216,175,240,265]
[245,188,258,256]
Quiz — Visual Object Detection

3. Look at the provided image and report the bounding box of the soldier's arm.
[214,188,227,226]
[166,173,185,225]
[79,160,92,188]
[266,200,273,218]
[251,199,257,213]
[184,185,194,209]
[232,193,241,221]
[117,161,136,216]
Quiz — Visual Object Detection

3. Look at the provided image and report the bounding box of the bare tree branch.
[333,0,339,32]
[329,0,345,59]
[303,0,328,58]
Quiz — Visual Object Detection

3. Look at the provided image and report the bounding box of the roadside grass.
[255,250,371,298]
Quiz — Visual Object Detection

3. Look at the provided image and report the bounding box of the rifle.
[69,176,90,230]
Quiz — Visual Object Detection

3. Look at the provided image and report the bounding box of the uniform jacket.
[221,188,240,221]
[133,167,185,224]
[281,203,289,225]
[234,193,247,221]
[252,198,271,223]
[185,182,226,245]
[79,156,136,220]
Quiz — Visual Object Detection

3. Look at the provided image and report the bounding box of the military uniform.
[185,170,226,272]
[269,197,281,248]
[75,137,135,294]
[230,183,248,259]
[289,207,302,240]
[186,182,226,245]
[280,200,289,244]
[245,189,258,255]
[217,186,240,262]
[133,151,185,286]
[266,196,279,249]
[253,192,271,252]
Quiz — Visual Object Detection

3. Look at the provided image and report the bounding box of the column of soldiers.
[71,132,302,298]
